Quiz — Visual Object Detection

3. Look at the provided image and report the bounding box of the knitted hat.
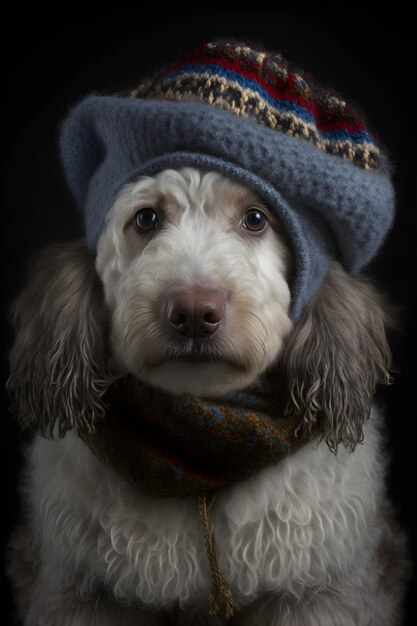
[60,40,395,320]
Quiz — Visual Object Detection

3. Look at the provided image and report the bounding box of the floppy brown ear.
[7,240,115,438]
[280,262,393,452]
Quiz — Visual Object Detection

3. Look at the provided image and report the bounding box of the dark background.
[1,6,416,625]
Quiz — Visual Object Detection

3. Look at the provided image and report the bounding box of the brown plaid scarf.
[79,372,311,619]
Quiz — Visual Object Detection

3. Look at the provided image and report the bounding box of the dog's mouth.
[168,350,235,366]
[140,336,252,395]
[171,344,224,363]
[150,342,243,370]
[172,353,219,364]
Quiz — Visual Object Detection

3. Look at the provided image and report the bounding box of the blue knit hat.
[60,40,395,320]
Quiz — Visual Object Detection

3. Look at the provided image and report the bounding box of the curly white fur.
[7,168,408,625]
[27,408,383,610]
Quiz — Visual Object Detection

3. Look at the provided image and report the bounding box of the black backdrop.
[1,7,416,625]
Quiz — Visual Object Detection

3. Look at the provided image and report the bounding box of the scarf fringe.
[198,492,235,620]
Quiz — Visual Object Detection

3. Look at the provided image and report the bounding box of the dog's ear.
[280,262,392,453]
[7,240,115,438]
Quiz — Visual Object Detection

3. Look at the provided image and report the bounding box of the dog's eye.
[135,208,158,232]
[242,208,268,232]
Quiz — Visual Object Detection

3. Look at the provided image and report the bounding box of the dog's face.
[96,168,293,396]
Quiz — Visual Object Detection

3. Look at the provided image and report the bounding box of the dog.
[7,166,408,625]
[6,38,410,625]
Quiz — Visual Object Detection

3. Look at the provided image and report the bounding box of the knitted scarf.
[80,373,307,497]
[79,372,312,619]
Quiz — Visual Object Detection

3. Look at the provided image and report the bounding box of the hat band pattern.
[131,41,380,172]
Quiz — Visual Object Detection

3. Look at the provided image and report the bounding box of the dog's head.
[7,166,391,451]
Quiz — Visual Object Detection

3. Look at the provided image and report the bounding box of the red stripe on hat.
[165,55,367,134]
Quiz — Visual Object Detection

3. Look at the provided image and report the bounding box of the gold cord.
[198,492,235,620]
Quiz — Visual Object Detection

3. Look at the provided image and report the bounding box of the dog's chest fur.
[27,408,384,611]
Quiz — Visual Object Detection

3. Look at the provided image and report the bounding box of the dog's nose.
[167,289,224,338]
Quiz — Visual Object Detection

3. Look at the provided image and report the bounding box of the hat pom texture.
[60,40,395,320]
